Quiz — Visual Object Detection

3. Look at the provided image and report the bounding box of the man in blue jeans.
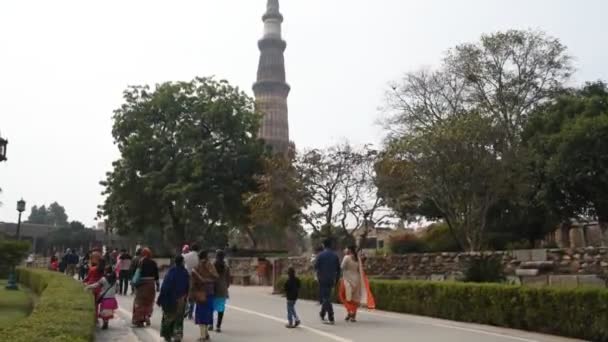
[314,239,341,325]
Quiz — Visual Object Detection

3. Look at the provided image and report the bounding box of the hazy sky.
[0,0,606,225]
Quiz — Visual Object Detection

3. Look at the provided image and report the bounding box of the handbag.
[131,267,142,287]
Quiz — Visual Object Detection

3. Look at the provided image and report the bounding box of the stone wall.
[273,247,608,288]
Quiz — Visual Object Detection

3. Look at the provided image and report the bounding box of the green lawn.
[0,280,33,329]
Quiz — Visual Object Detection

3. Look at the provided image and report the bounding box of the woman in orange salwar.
[338,246,375,322]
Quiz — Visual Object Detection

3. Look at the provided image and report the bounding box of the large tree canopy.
[381,112,509,251]
[379,30,573,250]
[524,81,608,242]
[386,29,572,144]
[99,77,265,247]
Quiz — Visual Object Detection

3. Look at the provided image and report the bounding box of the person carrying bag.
[191,251,219,341]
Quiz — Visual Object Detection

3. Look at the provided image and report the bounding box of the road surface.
[96,286,584,342]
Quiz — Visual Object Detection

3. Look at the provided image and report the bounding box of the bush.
[277,276,608,341]
[504,239,533,250]
[463,255,506,283]
[0,268,96,342]
[0,239,30,277]
[389,233,427,254]
[420,223,462,252]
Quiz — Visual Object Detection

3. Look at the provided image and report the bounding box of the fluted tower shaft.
[253,0,291,154]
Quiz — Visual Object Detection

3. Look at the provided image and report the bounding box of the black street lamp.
[6,199,26,290]
[16,199,26,240]
[0,136,7,162]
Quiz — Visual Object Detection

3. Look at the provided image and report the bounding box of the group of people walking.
[312,239,375,325]
[74,239,370,341]
[173,244,231,341]
[80,244,230,342]
[282,239,375,330]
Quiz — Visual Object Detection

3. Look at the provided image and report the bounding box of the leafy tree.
[380,29,573,249]
[297,144,394,243]
[27,202,69,226]
[524,81,608,243]
[27,205,48,224]
[98,77,265,246]
[47,202,69,227]
[444,30,572,140]
[380,112,509,251]
[245,155,308,250]
[47,221,96,250]
[386,30,571,144]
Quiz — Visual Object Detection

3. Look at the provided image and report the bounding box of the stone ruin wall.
[272,247,608,288]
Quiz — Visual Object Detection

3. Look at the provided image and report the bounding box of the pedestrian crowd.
[37,237,373,341]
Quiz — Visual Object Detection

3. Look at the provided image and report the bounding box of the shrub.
[277,276,608,341]
[420,223,462,252]
[0,268,96,342]
[463,255,506,283]
[504,239,533,250]
[389,233,427,254]
[0,239,30,277]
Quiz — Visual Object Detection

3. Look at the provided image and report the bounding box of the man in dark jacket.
[313,239,341,324]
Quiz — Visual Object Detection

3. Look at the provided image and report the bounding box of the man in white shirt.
[182,243,200,319]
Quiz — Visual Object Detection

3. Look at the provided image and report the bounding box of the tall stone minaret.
[253,0,291,154]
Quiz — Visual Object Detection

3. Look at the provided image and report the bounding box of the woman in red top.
[49,256,59,271]
[84,250,104,323]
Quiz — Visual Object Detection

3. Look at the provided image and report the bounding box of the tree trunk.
[245,226,258,249]
[599,220,608,247]
[559,222,571,248]
[167,203,185,246]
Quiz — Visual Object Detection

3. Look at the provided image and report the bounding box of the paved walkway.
[95,286,584,342]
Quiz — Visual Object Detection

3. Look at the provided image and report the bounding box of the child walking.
[86,265,119,329]
[284,267,301,328]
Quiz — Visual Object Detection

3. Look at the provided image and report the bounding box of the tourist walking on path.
[117,249,132,295]
[78,252,89,281]
[129,248,143,295]
[338,246,376,322]
[212,250,231,333]
[284,267,301,329]
[84,250,104,320]
[191,250,219,341]
[49,255,59,271]
[132,247,159,328]
[314,239,341,325]
[183,243,200,320]
[86,265,119,329]
[157,255,190,342]
[65,248,79,277]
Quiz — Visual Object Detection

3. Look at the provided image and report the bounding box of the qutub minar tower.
[253,0,292,154]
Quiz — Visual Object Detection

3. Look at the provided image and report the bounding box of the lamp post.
[6,199,26,290]
[0,136,7,162]
[16,199,26,241]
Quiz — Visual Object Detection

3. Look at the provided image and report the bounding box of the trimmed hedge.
[0,268,96,342]
[278,277,608,341]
